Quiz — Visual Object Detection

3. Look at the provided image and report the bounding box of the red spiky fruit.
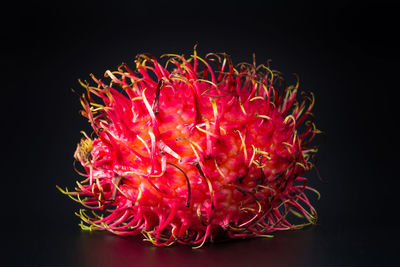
[58,50,322,248]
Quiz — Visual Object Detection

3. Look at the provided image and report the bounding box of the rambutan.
[57,49,322,248]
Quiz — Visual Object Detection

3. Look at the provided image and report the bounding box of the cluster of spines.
[57,49,322,248]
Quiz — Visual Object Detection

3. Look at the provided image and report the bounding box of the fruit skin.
[58,50,322,248]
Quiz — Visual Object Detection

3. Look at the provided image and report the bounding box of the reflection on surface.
[74,228,315,267]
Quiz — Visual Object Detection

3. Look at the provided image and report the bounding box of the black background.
[3,0,398,266]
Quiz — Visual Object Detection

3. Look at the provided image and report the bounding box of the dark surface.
[3,1,398,266]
